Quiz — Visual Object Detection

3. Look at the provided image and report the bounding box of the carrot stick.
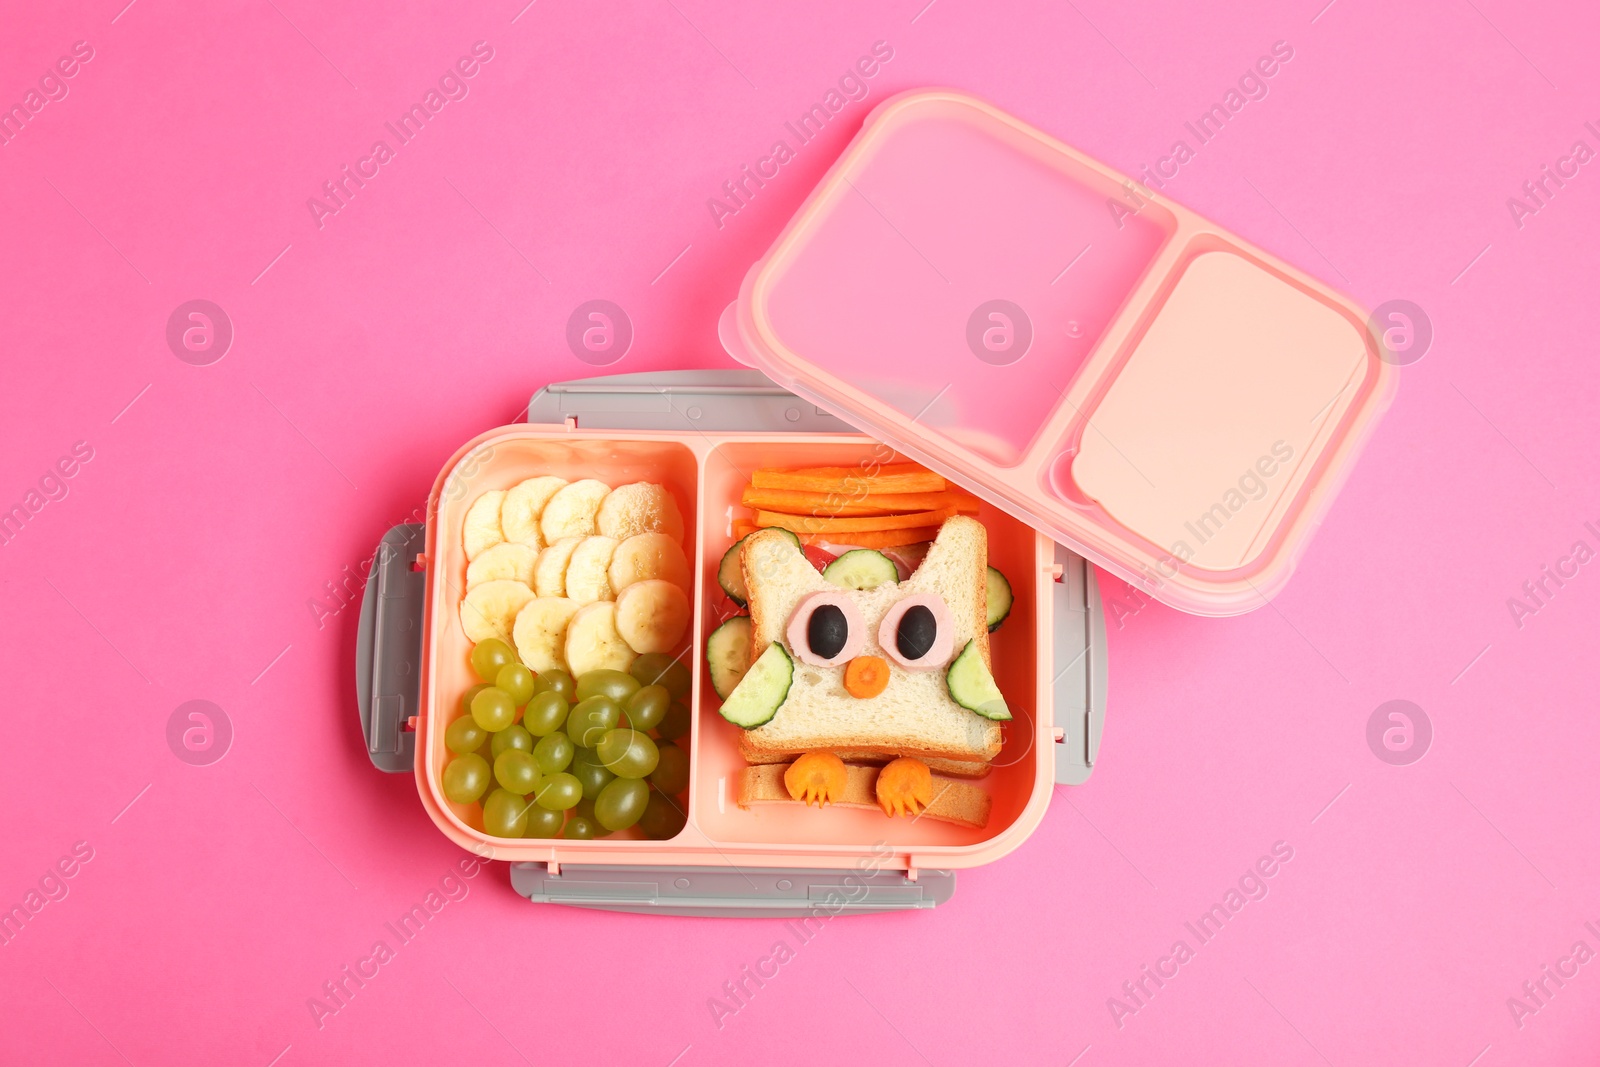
[751,464,945,494]
[739,487,880,517]
[795,527,940,549]
[854,489,979,513]
[754,507,955,534]
[732,519,758,539]
[739,486,979,516]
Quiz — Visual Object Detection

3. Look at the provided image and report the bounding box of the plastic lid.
[720,89,1395,616]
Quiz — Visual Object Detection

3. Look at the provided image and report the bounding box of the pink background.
[2,0,1597,1064]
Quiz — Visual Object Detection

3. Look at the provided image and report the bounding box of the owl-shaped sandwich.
[719,517,1009,824]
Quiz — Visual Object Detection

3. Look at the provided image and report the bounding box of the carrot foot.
[876,758,934,818]
[784,751,848,807]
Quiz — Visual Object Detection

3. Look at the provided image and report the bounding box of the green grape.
[493,750,541,795]
[460,683,489,717]
[597,729,659,779]
[533,731,575,775]
[533,772,582,811]
[470,686,517,732]
[445,715,489,755]
[656,700,691,741]
[571,796,611,835]
[533,668,575,701]
[576,668,640,704]
[441,754,490,804]
[630,652,671,686]
[495,663,535,706]
[490,724,533,759]
[631,653,692,698]
[638,791,688,840]
[569,748,616,800]
[523,691,570,737]
[650,741,690,796]
[522,806,565,838]
[625,685,670,731]
[566,696,620,748]
[471,639,518,683]
[594,777,650,831]
[563,816,600,839]
[482,789,531,837]
[659,661,692,699]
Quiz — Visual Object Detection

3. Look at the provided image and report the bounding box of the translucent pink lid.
[720,89,1396,616]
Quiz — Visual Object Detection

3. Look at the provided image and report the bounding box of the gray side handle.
[355,523,426,773]
[1052,544,1108,785]
[509,863,954,917]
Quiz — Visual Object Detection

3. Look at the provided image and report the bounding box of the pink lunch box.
[356,369,1106,914]
[355,88,1392,914]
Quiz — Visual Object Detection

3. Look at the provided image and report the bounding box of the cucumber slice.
[718,642,793,729]
[707,616,753,700]
[946,639,1010,720]
[985,566,1014,632]
[822,549,898,590]
[717,529,802,607]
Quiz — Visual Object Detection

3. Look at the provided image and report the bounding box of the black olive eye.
[878,594,954,671]
[807,604,849,660]
[895,605,937,661]
[788,593,867,667]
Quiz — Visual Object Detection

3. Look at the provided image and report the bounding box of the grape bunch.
[440,639,691,841]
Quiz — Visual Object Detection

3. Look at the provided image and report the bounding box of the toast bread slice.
[737,762,991,829]
[738,517,1001,764]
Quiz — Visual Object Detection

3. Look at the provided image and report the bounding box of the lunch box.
[354,89,1393,915]
[358,368,1106,914]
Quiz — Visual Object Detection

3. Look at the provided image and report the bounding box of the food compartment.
[1035,236,1383,584]
[419,428,1054,869]
[748,92,1177,468]
[422,432,700,848]
[691,437,1051,856]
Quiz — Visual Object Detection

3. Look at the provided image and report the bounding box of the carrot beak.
[843,655,890,699]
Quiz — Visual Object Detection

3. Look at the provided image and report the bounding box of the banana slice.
[459,579,535,643]
[608,532,691,596]
[532,536,583,597]
[614,579,691,655]
[462,490,507,561]
[565,601,637,677]
[596,481,684,542]
[465,542,537,589]
[565,536,619,605]
[500,476,567,549]
[512,596,581,674]
[540,479,611,543]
